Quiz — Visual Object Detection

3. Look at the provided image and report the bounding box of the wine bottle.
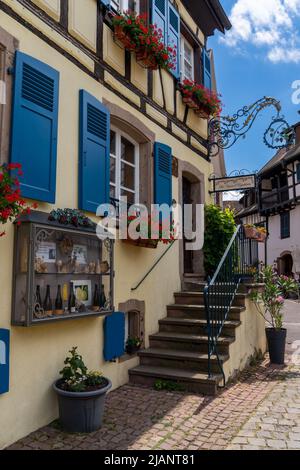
[36,285,42,307]
[68,282,76,314]
[92,284,100,311]
[43,285,53,316]
[55,285,63,315]
[100,284,107,309]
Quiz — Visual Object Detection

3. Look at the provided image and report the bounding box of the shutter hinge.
[7,66,14,76]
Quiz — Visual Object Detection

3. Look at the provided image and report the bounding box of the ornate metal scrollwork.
[209,97,295,157]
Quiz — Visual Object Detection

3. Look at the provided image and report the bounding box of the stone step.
[182,281,207,293]
[174,291,247,307]
[159,317,240,337]
[138,347,229,373]
[129,365,222,395]
[167,304,246,322]
[149,331,234,354]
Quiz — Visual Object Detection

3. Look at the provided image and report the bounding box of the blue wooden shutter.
[151,0,167,43]
[104,312,125,361]
[79,90,110,213]
[10,51,59,203]
[203,48,212,89]
[0,329,10,395]
[296,163,300,182]
[99,0,110,6]
[167,2,180,79]
[154,142,172,206]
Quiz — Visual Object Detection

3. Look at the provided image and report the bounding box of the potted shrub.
[178,80,222,118]
[250,266,298,365]
[53,347,112,433]
[0,162,37,237]
[126,336,142,355]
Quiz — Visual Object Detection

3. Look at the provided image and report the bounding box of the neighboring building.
[237,123,300,277]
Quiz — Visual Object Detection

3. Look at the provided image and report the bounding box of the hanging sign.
[0,329,10,394]
[210,174,257,193]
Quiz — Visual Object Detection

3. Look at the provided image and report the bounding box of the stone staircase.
[129,282,247,395]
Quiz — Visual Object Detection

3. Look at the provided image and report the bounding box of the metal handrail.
[204,225,259,387]
[131,240,176,291]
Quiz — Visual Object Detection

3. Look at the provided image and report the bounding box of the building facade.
[0,0,233,448]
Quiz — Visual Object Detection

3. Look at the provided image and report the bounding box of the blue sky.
[208,0,300,175]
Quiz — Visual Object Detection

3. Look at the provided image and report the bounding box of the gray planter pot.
[266,328,287,365]
[53,378,112,433]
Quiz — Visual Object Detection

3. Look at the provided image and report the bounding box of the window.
[296,163,300,183]
[111,0,139,12]
[110,128,139,205]
[180,36,194,82]
[280,212,290,239]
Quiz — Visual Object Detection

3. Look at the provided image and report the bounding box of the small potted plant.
[123,214,175,248]
[126,336,142,355]
[250,266,298,365]
[53,347,112,433]
[178,80,222,118]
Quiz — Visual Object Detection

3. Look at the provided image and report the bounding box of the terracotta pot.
[257,232,267,243]
[182,96,198,109]
[136,50,158,70]
[194,105,211,119]
[113,26,136,51]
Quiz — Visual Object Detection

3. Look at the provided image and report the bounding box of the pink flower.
[276,296,285,304]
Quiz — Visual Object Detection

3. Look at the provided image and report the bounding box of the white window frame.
[180,35,195,82]
[111,0,140,13]
[110,127,140,205]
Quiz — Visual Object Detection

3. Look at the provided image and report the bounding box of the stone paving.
[7,359,286,451]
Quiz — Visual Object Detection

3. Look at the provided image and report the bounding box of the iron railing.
[204,225,259,386]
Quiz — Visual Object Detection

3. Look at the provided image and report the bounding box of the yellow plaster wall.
[103,24,126,76]
[131,55,148,94]
[68,0,97,52]
[0,11,214,449]
[31,0,61,21]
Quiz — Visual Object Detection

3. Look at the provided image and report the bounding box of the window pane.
[121,136,135,164]
[111,0,120,10]
[184,61,193,80]
[184,43,192,62]
[121,188,135,204]
[110,156,116,184]
[110,131,116,156]
[121,162,135,190]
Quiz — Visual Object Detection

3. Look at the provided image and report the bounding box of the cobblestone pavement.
[7,360,288,451]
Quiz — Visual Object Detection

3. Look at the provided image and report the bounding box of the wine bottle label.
[70,307,76,313]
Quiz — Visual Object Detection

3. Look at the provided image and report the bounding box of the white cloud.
[222,0,300,63]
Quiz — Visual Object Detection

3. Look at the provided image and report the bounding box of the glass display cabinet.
[12,211,114,326]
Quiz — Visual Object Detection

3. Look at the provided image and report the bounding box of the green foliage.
[203,205,236,276]
[154,380,185,392]
[59,347,104,392]
[126,336,142,348]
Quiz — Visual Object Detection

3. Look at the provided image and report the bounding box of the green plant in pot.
[250,266,299,365]
[126,336,142,355]
[53,347,112,433]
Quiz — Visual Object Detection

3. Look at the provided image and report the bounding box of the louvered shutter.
[79,90,110,213]
[100,0,111,6]
[10,51,59,203]
[151,0,167,44]
[104,312,125,361]
[167,2,180,79]
[203,48,212,89]
[0,329,10,395]
[154,142,172,206]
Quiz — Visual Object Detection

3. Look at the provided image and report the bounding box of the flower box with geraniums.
[0,162,37,237]
[126,336,142,355]
[53,347,112,433]
[243,224,267,243]
[178,80,222,119]
[111,11,176,72]
[250,266,299,365]
[122,214,176,249]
